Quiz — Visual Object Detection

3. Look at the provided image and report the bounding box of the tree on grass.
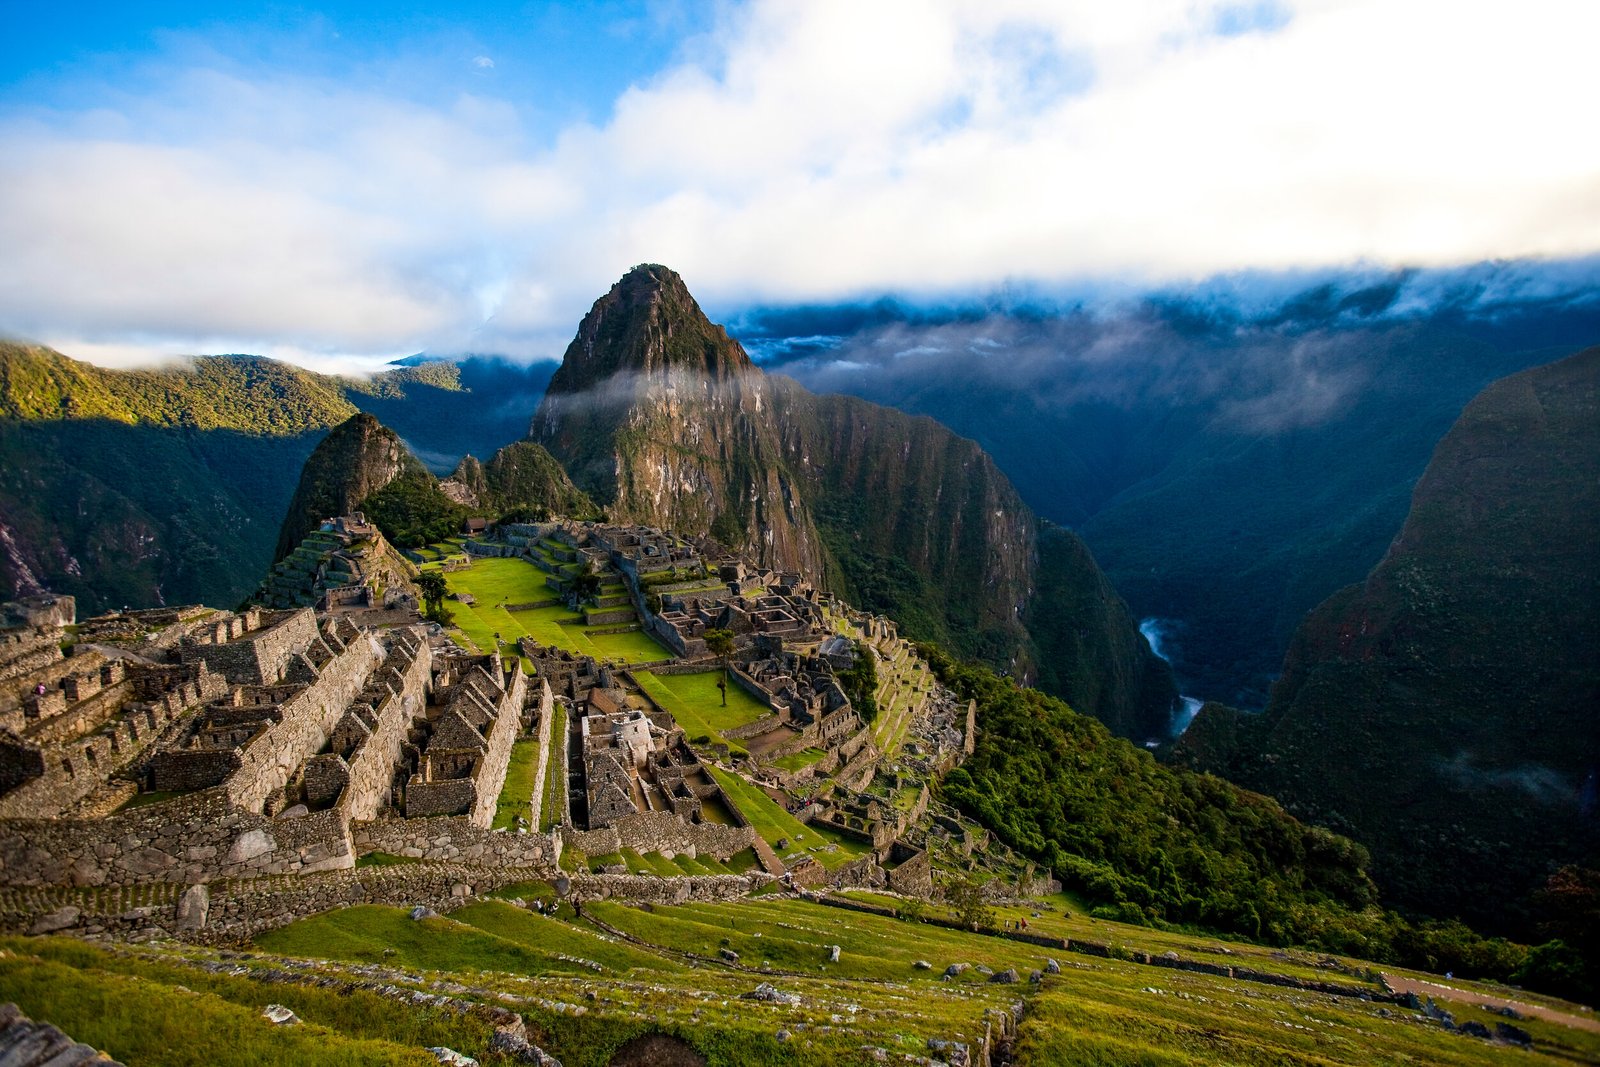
[570,567,602,605]
[705,628,734,706]
[944,874,996,932]
[416,571,450,623]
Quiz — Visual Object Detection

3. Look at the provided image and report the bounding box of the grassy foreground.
[3,889,1597,1066]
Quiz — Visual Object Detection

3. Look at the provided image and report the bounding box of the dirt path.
[1382,974,1600,1033]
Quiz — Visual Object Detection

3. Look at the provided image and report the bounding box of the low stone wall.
[0,788,354,888]
[566,872,771,905]
[525,681,554,829]
[562,810,754,861]
[724,713,785,742]
[352,816,558,868]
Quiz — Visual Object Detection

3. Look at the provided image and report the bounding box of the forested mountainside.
[0,343,550,613]
[1174,348,1600,938]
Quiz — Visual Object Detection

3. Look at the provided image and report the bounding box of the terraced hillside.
[3,887,1594,1066]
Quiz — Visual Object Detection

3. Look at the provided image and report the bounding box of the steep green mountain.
[0,344,551,613]
[531,265,1175,732]
[273,413,438,558]
[439,441,596,519]
[1173,348,1600,934]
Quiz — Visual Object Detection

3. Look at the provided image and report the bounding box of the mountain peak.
[544,264,753,395]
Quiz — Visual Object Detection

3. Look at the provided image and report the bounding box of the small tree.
[705,628,735,706]
[571,567,602,605]
[944,874,996,932]
[416,571,449,621]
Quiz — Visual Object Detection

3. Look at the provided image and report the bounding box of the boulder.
[1496,1023,1533,1047]
[827,944,841,963]
[741,982,801,1006]
[28,907,81,935]
[943,963,969,978]
[176,884,210,932]
[427,1048,479,1067]
[718,947,740,962]
[913,960,932,970]
[989,968,1019,984]
[410,906,440,921]
[262,1004,299,1025]
[1046,958,1061,974]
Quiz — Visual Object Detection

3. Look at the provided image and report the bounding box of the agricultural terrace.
[425,552,668,665]
[869,636,932,758]
[633,669,769,749]
[707,766,870,870]
[6,891,1597,1067]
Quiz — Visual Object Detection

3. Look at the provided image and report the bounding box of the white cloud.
[0,0,1596,369]
[472,55,494,69]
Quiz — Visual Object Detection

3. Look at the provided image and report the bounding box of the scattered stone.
[776,1030,791,1042]
[828,944,841,963]
[1045,958,1061,974]
[1457,1021,1492,1040]
[1495,1022,1533,1047]
[1028,970,1043,983]
[741,983,801,1006]
[974,965,994,977]
[427,1048,478,1067]
[261,1004,299,1025]
[989,968,1019,984]
[410,906,440,921]
[913,960,932,970]
[27,907,81,935]
[929,1037,972,1066]
[718,948,740,962]
[1162,951,1180,961]
[943,963,969,978]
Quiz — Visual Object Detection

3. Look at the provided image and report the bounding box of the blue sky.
[0,1,1595,371]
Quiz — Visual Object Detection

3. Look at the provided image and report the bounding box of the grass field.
[707,766,870,870]
[492,739,538,830]
[635,669,770,745]
[432,555,669,665]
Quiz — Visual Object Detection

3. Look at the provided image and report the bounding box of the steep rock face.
[274,414,425,560]
[774,384,1038,672]
[440,455,488,506]
[1175,348,1600,930]
[531,264,824,576]
[1029,526,1179,740]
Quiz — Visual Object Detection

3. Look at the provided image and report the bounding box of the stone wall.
[181,609,318,686]
[353,816,558,868]
[466,666,525,828]
[223,630,383,814]
[338,633,430,822]
[525,681,554,828]
[567,871,771,905]
[0,667,226,820]
[0,787,353,888]
[885,847,933,897]
[562,810,754,862]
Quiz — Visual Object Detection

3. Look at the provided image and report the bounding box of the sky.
[1,0,1597,371]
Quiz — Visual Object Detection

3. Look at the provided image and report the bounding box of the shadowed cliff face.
[1175,347,1600,932]
[274,413,424,560]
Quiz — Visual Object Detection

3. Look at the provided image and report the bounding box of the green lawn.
[539,701,567,831]
[770,747,826,772]
[706,766,869,870]
[492,739,539,830]
[435,558,668,664]
[635,670,771,746]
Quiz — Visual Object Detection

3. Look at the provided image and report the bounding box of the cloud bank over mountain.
[1,0,1596,367]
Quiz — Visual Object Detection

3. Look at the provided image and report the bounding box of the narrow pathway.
[1382,974,1600,1033]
